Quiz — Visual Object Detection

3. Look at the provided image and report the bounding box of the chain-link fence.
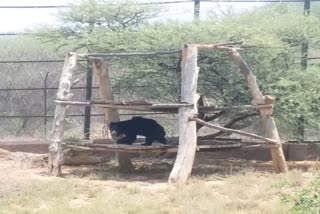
[0,57,181,140]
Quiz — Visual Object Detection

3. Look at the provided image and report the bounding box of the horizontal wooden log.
[190,117,278,144]
[66,143,241,154]
[68,144,177,153]
[198,44,242,51]
[55,100,193,111]
[72,79,80,86]
[242,144,280,149]
[78,50,181,59]
[92,137,241,145]
[197,42,242,49]
[198,104,273,112]
[197,144,241,151]
[78,44,241,60]
[55,100,272,114]
[93,139,117,144]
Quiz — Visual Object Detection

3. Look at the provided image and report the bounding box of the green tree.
[36,0,161,52]
[35,2,320,139]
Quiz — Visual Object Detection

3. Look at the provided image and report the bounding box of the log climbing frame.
[49,43,288,184]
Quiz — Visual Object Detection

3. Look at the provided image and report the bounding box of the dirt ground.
[0,153,319,183]
[0,155,319,214]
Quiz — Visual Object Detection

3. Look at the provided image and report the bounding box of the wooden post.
[48,52,77,176]
[225,48,288,173]
[92,59,132,171]
[260,96,288,173]
[92,59,119,138]
[169,44,199,185]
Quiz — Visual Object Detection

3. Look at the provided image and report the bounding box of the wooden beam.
[66,143,241,154]
[55,100,272,114]
[55,100,192,114]
[198,45,242,51]
[49,52,77,176]
[55,100,192,108]
[169,44,199,185]
[92,137,241,145]
[78,50,181,59]
[190,117,278,144]
[198,104,273,112]
[197,42,242,50]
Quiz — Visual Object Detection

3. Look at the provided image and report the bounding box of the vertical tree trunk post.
[169,44,199,185]
[92,59,119,138]
[49,52,78,176]
[226,48,288,173]
[92,59,132,171]
[260,95,287,173]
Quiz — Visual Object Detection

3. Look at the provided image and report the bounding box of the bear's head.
[109,122,126,140]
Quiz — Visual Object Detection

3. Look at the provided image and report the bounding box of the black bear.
[109,117,167,146]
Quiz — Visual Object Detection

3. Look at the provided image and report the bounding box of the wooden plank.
[197,144,241,150]
[55,100,192,109]
[198,104,273,112]
[169,44,199,185]
[49,52,77,176]
[78,50,180,58]
[66,143,241,154]
[92,137,240,145]
[198,44,242,51]
[55,100,272,113]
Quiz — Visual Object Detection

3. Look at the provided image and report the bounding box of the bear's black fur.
[109,117,166,146]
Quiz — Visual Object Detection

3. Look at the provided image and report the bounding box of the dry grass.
[0,158,319,214]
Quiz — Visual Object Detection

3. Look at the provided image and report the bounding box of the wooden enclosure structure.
[49,43,288,184]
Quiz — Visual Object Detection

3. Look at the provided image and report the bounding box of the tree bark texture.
[169,44,199,185]
[223,47,288,173]
[92,59,132,171]
[49,52,77,176]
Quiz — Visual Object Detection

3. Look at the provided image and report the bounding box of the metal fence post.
[84,61,93,139]
[43,72,49,139]
[298,0,311,139]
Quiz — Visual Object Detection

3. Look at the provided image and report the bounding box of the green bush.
[289,178,320,214]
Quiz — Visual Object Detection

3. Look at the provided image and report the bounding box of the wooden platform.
[92,137,242,145]
[66,143,241,154]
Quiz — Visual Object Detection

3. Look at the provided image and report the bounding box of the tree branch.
[199,112,258,139]
[196,94,226,131]
[191,117,277,144]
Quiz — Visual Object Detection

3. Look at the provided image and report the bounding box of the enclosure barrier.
[49,43,288,184]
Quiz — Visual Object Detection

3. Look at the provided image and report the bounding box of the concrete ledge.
[0,140,49,154]
[0,140,319,161]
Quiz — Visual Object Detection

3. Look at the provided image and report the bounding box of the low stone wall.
[201,143,320,161]
[0,140,319,161]
[0,140,48,153]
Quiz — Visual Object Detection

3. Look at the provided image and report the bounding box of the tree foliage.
[35,1,320,138]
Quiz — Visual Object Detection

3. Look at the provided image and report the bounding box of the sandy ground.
[0,154,319,183]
